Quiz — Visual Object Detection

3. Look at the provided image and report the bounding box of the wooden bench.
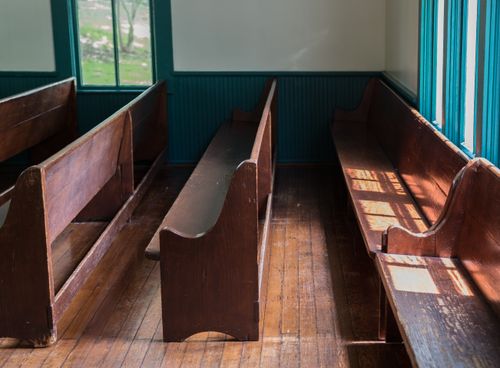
[0,78,77,206]
[0,81,168,346]
[331,78,469,256]
[145,79,277,342]
[376,158,500,367]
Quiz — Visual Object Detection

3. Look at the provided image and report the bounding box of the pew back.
[41,111,133,244]
[0,78,77,163]
[367,80,468,224]
[128,81,167,163]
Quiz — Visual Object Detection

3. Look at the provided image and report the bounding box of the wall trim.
[382,72,418,107]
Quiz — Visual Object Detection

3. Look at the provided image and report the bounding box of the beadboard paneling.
[168,75,372,163]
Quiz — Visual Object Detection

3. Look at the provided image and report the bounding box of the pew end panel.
[383,160,474,257]
[160,161,259,342]
[0,167,56,346]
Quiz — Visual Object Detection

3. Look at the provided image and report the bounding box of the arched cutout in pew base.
[184,332,235,342]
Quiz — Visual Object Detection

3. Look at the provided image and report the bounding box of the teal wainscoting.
[168,75,372,164]
[0,76,62,99]
[76,92,139,134]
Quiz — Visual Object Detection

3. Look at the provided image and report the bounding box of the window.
[420,0,500,166]
[434,0,446,128]
[74,0,153,87]
[462,0,479,153]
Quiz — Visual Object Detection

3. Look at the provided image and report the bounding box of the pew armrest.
[383,159,481,257]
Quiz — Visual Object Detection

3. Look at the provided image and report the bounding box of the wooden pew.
[331,78,469,256]
[0,81,168,346]
[0,78,77,206]
[145,79,277,342]
[376,158,500,367]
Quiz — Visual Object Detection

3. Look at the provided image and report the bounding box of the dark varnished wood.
[331,79,468,255]
[0,79,77,206]
[0,110,133,347]
[376,253,500,367]
[0,81,168,346]
[0,78,77,163]
[145,79,277,342]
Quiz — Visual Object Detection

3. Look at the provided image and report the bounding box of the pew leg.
[379,280,402,342]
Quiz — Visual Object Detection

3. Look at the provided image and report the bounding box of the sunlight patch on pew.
[447,269,474,297]
[388,265,439,294]
[384,254,428,267]
[346,168,378,181]
[351,179,384,193]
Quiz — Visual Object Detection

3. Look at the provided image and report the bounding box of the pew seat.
[376,253,500,367]
[377,158,500,367]
[332,121,428,252]
[331,78,468,256]
[145,79,277,342]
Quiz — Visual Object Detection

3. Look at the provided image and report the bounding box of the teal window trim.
[480,0,500,165]
[70,0,157,90]
[442,0,463,143]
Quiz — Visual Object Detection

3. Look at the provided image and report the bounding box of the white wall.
[171,0,386,72]
[385,0,419,94]
[0,0,55,72]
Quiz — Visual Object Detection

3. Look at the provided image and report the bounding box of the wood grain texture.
[377,253,500,367]
[0,78,77,163]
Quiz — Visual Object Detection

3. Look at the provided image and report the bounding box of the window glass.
[77,0,116,86]
[434,0,446,128]
[117,0,153,85]
[75,0,153,87]
[463,0,478,152]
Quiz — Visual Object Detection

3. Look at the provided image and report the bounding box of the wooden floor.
[0,166,410,367]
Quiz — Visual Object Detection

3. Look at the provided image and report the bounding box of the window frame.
[71,0,157,91]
